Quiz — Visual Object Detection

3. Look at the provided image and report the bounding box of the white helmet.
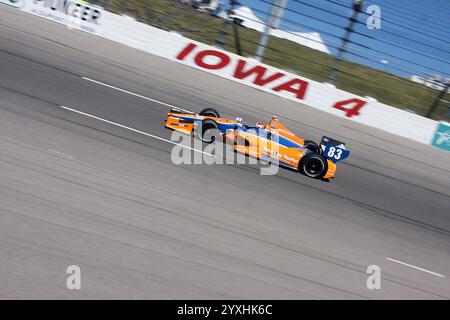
[256,121,265,130]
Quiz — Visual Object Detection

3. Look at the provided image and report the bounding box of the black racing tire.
[199,108,220,118]
[299,153,328,179]
[198,119,220,144]
[303,140,321,153]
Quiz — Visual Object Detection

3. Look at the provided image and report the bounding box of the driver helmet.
[235,117,243,127]
[256,121,265,130]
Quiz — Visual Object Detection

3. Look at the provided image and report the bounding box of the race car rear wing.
[320,136,350,163]
[320,136,346,149]
[169,106,196,115]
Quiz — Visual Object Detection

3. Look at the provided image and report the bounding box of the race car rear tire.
[199,108,220,118]
[303,140,320,153]
[198,119,220,143]
[299,153,328,179]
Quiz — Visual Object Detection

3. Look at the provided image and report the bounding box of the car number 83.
[327,146,342,160]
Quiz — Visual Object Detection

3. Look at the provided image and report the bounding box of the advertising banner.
[0,0,25,8]
[431,122,450,151]
[22,0,103,34]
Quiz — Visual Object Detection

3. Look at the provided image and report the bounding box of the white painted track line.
[82,77,176,108]
[60,105,213,157]
[386,257,446,278]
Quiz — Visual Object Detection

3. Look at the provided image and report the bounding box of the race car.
[164,107,350,179]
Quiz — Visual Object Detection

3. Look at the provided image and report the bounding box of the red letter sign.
[176,43,197,61]
[233,60,285,86]
[194,50,230,70]
[332,98,367,117]
[272,79,309,100]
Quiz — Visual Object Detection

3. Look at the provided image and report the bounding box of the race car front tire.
[199,108,220,118]
[299,153,328,178]
[198,119,220,143]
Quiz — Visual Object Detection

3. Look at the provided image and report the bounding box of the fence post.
[327,0,363,84]
[426,80,450,119]
[215,0,239,49]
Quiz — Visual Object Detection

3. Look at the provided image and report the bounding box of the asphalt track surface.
[0,6,449,299]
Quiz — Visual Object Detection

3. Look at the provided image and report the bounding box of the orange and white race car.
[165,107,350,179]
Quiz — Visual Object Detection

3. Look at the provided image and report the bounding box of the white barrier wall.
[170,41,439,144]
[12,1,440,145]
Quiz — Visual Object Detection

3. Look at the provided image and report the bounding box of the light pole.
[255,0,287,62]
[327,0,363,84]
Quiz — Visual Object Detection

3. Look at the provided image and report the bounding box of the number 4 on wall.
[332,98,367,118]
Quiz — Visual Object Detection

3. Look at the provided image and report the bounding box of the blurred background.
[90,0,450,120]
